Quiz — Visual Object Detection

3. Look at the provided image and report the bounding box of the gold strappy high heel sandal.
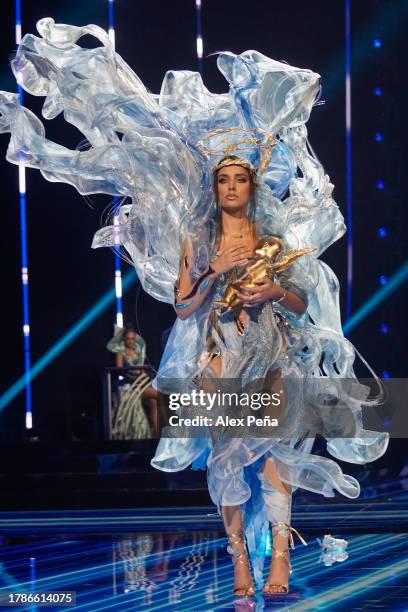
[263,546,291,595]
[227,530,256,598]
[262,522,307,596]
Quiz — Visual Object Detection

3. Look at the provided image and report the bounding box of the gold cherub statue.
[214,236,316,313]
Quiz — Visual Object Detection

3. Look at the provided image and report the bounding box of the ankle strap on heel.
[226,531,245,558]
[227,530,244,545]
[272,522,307,549]
[226,531,255,596]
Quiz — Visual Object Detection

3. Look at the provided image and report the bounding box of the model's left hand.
[237,278,284,307]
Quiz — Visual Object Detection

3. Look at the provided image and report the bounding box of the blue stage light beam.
[0,270,138,411]
[15,0,33,430]
[195,0,203,75]
[290,551,408,610]
[343,260,408,334]
[107,0,123,328]
[140,533,405,612]
[345,0,353,319]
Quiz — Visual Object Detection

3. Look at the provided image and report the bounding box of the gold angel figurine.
[213,236,316,314]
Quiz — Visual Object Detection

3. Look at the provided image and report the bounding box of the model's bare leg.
[222,505,255,597]
[201,355,254,596]
[260,458,293,594]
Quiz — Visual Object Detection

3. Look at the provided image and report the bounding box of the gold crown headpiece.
[196,127,277,177]
[211,155,258,182]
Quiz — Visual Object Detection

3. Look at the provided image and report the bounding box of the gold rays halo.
[196,127,277,175]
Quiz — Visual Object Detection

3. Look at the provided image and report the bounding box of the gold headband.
[212,156,257,182]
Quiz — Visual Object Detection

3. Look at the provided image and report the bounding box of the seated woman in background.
[107,323,158,439]
[111,325,146,369]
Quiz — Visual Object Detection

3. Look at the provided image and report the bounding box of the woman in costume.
[166,152,312,596]
[0,18,389,598]
[107,324,157,439]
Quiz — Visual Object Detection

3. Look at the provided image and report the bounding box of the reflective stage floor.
[0,499,408,611]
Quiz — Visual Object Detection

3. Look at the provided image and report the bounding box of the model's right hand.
[211,246,252,275]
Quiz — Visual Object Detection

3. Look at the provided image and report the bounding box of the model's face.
[216,165,252,211]
[124,332,136,349]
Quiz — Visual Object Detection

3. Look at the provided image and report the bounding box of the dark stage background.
[0,0,406,445]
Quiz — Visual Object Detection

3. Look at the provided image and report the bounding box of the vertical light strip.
[345,0,353,321]
[108,0,123,328]
[16,0,33,428]
[195,0,203,75]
